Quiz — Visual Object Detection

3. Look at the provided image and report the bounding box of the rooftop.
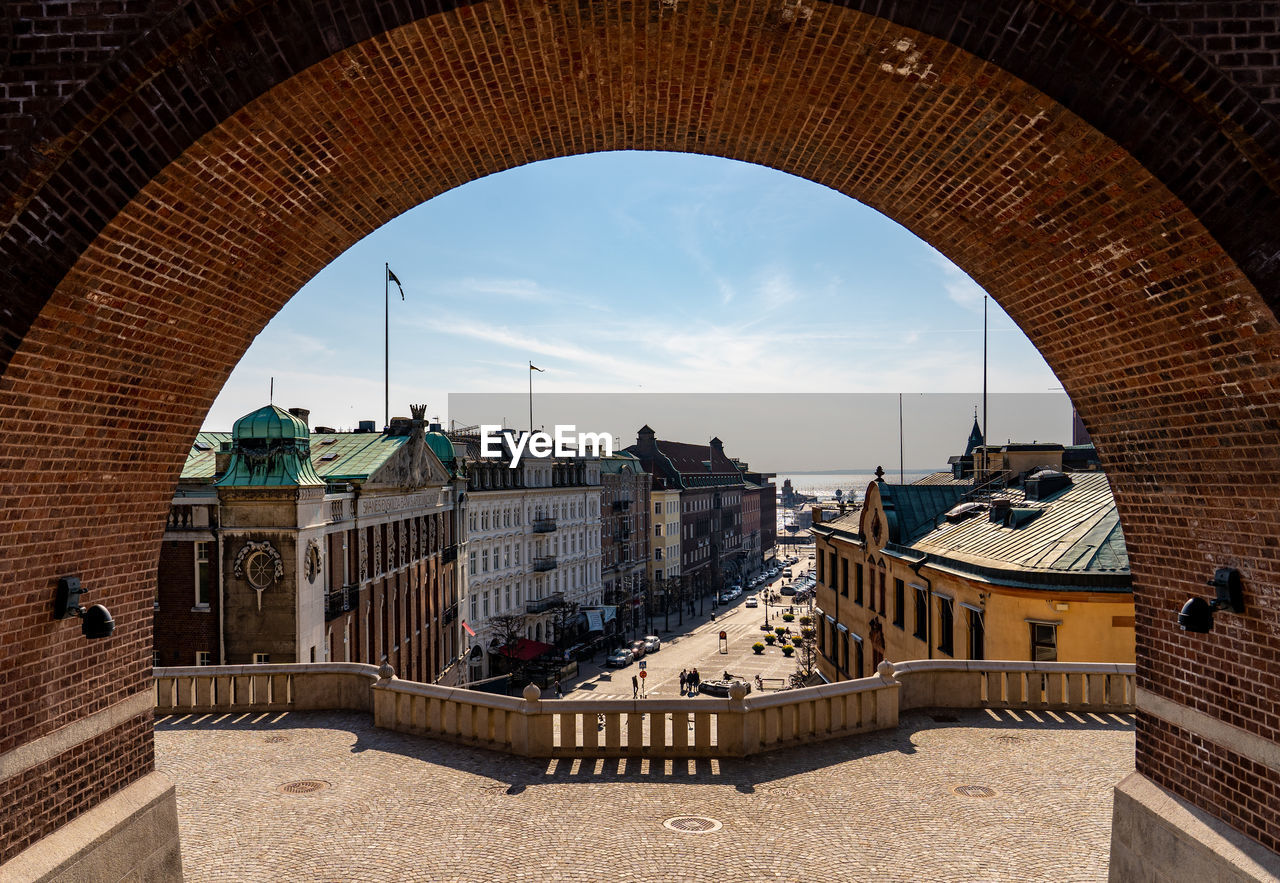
[913,472,1128,576]
[156,708,1133,882]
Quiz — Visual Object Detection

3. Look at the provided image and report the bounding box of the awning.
[498,638,556,661]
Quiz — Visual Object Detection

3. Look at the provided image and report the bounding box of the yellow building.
[647,486,683,615]
[812,454,1133,681]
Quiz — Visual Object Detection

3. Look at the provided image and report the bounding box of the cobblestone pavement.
[155,707,1134,882]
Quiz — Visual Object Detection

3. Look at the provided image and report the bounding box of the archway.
[2,1,1278,875]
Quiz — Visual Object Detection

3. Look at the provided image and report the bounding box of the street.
[565,551,817,699]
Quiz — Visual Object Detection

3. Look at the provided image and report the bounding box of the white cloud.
[935,257,986,312]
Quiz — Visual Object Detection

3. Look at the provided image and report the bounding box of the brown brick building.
[153,405,464,683]
[2,3,1279,879]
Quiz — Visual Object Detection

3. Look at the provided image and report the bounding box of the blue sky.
[206,150,1061,437]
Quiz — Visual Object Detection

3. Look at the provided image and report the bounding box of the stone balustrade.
[154,659,1135,758]
[155,662,381,714]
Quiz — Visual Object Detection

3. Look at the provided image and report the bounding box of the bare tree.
[489,612,528,680]
[545,598,581,649]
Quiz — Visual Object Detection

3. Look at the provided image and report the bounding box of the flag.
[462,620,476,637]
[387,266,404,300]
[529,362,545,372]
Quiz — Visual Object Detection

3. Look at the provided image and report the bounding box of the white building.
[454,432,603,679]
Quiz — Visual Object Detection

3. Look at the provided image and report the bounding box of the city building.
[647,484,684,624]
[735,460,777,576]
[812,438,1133,682]
[154,405,464,684]
[628,427,747,606]
[452,429,603,680]
[600,452,652,638]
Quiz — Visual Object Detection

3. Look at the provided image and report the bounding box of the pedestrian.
[553,678,562,699]
[679,669,688,694]
[691,668,700,692]
[632,674,639,698]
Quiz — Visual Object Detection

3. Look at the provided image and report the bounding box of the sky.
[206,150,1069,467]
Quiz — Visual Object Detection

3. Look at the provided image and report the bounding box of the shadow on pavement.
[155,706,1133,794]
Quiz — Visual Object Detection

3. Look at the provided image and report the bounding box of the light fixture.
[1177,567,1244,634]
[53,576,115,640]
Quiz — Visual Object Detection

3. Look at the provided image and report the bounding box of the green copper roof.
[310,433,408,481]
[424,431,464,477]
[181,432,231,482]
[217,404,324,487]
[232,404,310,441]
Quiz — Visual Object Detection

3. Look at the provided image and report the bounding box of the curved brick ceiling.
[2,0,1279,857]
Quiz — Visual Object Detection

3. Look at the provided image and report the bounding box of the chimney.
[811,506,823,525]
[989,498,1012,524]
[288,407,310,428]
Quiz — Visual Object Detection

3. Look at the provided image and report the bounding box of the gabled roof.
[627,437,745,491]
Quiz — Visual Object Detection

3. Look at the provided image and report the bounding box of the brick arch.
[2,0,1279,866]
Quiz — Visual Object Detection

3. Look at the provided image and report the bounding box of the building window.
[253,653,270,664]
[153,652,161,668]
[196,651,212,666]
[878,568,886,613]
[483,592,490,617]
[194,541,211,607]
[853,562,862,605]
[937,597,954,656]
[968,608,985,660]
[470,594,478,622]
[655,524,662,537]
[1031,623,1058,662]
[913,588,928,640]
[893,580,904,628]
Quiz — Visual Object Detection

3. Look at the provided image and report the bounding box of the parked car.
[643,635,661,652]
[606,648,633,667]
[745,596,759,608]
[630,639,648,660]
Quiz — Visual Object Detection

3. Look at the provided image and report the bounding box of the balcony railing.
[532,518,557,533]
[532,555,557,572]
[526,592,565,614]
[154,659,1134,760]
[324,584,359,620]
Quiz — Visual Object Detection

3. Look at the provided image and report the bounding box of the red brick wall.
[0,714,153,863]
[154,539,219,666]
[1,0,1278,861]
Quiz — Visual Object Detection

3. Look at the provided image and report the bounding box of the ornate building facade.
[154,405,464,685]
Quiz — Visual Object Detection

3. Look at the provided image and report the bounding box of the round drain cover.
[277,780,330,795]
[663,815,723,833]
[953,785,998,798]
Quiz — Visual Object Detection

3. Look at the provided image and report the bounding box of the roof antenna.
[270,376,274,404]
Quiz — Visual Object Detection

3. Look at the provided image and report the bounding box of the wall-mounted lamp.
[53,576,115,639]
[1177,567,1244,634]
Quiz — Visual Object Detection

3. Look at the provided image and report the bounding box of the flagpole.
[385,262,390,429]
[529,362,534,432]
[982,293,988,480]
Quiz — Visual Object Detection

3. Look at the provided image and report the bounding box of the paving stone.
[156,708,1135,882]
